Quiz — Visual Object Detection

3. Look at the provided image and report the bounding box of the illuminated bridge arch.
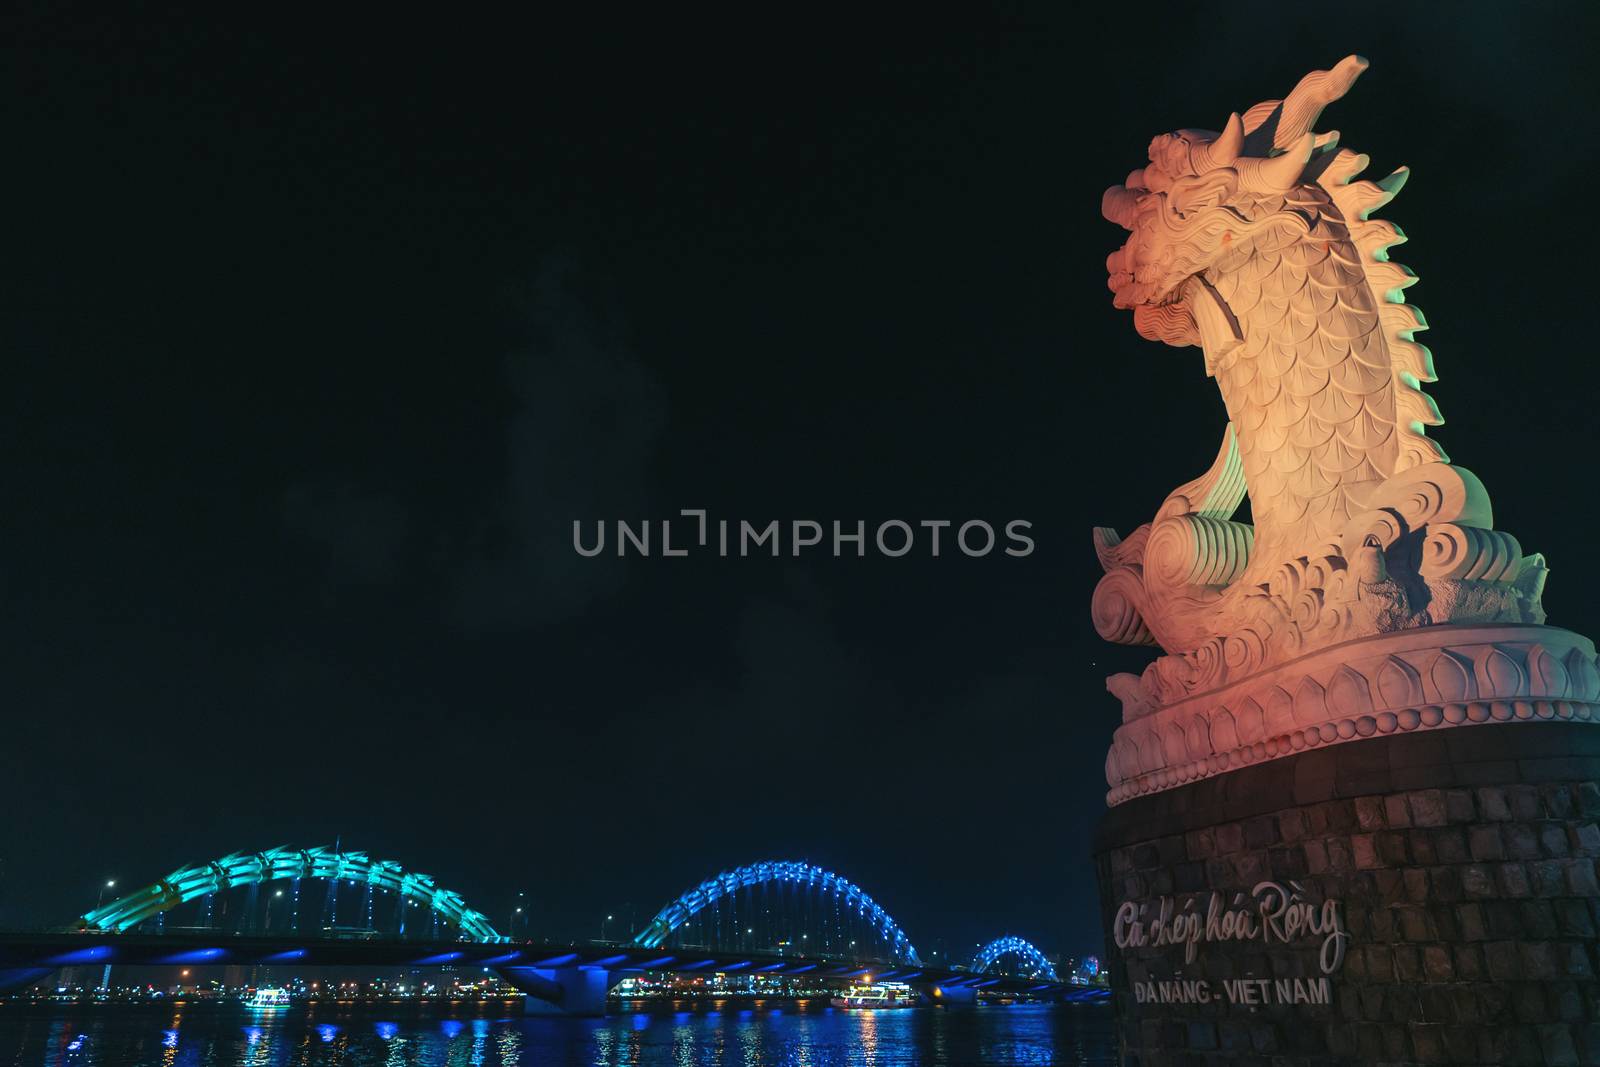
[972,936,1059,981]
[77,845,504,942]
[634,861,920,965]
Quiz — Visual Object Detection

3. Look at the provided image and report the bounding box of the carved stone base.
[1107,625,1600,807]
[1095,723,1600,1066]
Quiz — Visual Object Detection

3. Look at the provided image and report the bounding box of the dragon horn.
[1241,54,1369,156]
[1235,132,1315,193]
[1189,113,1244,172]
[1275,55,1367,149]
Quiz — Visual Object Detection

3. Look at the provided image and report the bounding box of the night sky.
[3,4,1598,963]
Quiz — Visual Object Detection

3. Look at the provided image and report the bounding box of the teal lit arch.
[77,845,504,942]
[633,860,920,964]
[971,936,1059,981]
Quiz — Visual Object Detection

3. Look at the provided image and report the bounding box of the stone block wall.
[1095,723,1600,1066]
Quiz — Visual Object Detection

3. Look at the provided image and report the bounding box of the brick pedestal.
[1095,723,1600,1066]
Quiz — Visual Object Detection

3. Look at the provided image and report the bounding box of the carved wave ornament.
[1092,56,1585,805]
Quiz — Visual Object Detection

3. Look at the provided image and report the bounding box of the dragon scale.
[1208,186,1397,572]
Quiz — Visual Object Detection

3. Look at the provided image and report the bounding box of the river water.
[0,1001,1115,1067]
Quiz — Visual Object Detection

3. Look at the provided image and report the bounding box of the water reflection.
[856,1006,878,1066]
[0,1001,1114,1067]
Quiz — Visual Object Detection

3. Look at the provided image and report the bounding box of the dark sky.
[2,3,1598,962]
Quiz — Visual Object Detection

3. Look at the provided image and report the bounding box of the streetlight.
[600,914,614,942]
[96,880,117,909]
[510,891,526,938]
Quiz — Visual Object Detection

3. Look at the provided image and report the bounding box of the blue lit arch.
[77,846,504,942]
[971,936,1059,981]
[633,861,920,964]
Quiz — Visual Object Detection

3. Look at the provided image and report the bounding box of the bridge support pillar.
[496,966,612,1017]
[925,980,977,1008]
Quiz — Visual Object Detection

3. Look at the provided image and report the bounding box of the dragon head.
[1103,55,1370,351]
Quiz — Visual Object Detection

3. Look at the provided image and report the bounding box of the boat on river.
[244,987,291,1010]
[829,982,918,1009]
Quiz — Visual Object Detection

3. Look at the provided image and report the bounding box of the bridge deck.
[0,932,1103,1000]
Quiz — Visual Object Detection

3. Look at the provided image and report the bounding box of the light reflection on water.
[0,1002,1114,1067]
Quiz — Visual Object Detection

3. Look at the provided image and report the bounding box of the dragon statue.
[1093,56,1547,718]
